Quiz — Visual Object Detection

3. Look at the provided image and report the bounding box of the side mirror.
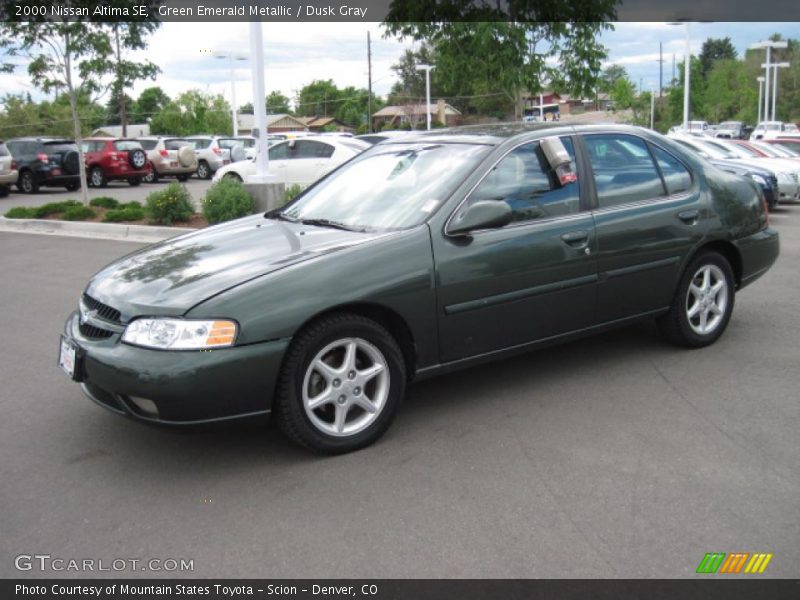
[448,201,513,236]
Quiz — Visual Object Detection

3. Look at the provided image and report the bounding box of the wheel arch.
[688,239,743,287]
[291,302,418,381]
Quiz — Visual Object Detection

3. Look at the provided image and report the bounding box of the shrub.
[89,196,119,209]
[104,206,146,222]
[33,200,82,218]
[202,178,255,224]
[4,206,36,219]
[120,201,142,210]
[145,181,194,225]
[283,184,304,205]
[62,205,95,221]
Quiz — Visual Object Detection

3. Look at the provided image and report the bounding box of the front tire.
[143,165,158,184]
[89,166,106,188]
[128,177,141,186]
[275,313,406,454]
[659,251,735,347]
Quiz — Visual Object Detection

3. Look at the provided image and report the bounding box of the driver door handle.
[678,209,699,224]
[561,230,590,247]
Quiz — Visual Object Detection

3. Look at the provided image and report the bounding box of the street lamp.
[749,40,788,123]
[248,23,271,181]
[767,62,790,121]
[212,50,249,136]
[416,64,434,131]
[757,76,765,123]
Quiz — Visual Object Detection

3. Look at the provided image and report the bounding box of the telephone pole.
[657,42,664,97]
[367,31,373,133]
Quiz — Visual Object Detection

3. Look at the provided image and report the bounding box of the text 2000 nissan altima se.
[60,124,779,454]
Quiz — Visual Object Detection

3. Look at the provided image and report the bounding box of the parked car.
[5,138,81,193]
[714,121,748,140]
[749,121,793,141]
[136,136,197,183]
[671,136,800,203]
[355,131,413,145]
[80,137,150,187]
[217,136,257,161]
[709,160,779,209]
[768,138,800,154]
[185,135,232,179]
[211,137,370,187]
[59,124,779,453]
[0,140,18,197]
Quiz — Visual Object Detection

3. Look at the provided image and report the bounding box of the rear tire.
[0,185,8,198]
[128,177,141,187]
[275,313,406,454]
[659,251,735,348]
[17,171,38,194]
[143,166,158,184]
[65,182,79,192]
[177,174,189,182]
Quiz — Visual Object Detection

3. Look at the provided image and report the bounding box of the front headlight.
[749,173,768,187]
[121,318,237,350]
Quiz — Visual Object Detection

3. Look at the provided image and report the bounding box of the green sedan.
[59,124,779,453]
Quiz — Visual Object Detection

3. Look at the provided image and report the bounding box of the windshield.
[753,142,790,158]
[278,142,492,231]
[700,140,737,159]
[114,140,141,151]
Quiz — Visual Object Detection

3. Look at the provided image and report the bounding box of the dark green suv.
[59,124,779,453]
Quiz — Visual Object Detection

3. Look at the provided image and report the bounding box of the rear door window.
[114,140,141,152]
[584,134,665,208]
[294,140,335,159]
[650,145,692,195]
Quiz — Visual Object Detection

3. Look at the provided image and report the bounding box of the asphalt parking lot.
[0,206,798,579]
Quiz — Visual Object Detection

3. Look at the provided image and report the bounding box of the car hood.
[86,214,387,319]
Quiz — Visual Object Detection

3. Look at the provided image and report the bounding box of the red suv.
[81,138,151,187]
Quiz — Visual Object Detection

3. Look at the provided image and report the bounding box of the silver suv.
[136,136,197,183]
[186,135,233,179]
[0,141,18,197]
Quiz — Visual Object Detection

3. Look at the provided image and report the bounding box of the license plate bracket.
[58,335,83,382]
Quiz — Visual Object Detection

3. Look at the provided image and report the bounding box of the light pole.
[650,86,655,130]
[769,62,790,121]
[248,22,271,181]
[212,50,249,136]
[757,76,765,123]
[749,40,788,123]
[416,64,433,130]
[669,22,692,131]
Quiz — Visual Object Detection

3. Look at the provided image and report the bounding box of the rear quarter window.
[138,139,158,150]
[165,139,190,150]
[114,140,142,152]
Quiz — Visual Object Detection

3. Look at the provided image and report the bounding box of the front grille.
[79,322,114,339]
[82,294,121,323]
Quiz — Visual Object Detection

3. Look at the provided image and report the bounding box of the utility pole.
[658,42,664,98]
[367,31,372,133]
[672,54,676,86]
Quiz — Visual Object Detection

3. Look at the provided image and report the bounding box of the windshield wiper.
[299,218,359,231]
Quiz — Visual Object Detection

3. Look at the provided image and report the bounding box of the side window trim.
[646,140,695,197]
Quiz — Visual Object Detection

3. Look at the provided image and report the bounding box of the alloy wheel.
[302,337,390,437]
[685,264,729,336]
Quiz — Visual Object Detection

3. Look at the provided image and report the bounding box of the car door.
[432,136,598,363]
[289,140,334,186]
[267,142,290,183]
[580,133,704,323]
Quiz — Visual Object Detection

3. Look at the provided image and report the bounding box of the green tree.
[599,65,628,94]
[296,79,341,117]
[610,76,636,109]
[699,37,737,77]
[266,91,291,114]
[150,90,231,135]
[704,59,756,123]
[133,86,170,123]
[667,57,706,126]
[107,22,161,135]
[383,3,617,120]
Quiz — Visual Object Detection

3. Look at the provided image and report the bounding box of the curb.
[0,217,197,243]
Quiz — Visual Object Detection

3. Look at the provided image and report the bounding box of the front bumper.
[63,311,290,424]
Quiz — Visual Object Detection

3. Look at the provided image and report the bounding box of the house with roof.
[295,116,353,133]
[236,113,309,133]
[91,124,151,137]
[372,99,462,130]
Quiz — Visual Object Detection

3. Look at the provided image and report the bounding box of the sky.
[0,21,797,114]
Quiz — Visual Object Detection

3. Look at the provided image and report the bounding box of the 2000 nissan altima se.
[60,124,779,453]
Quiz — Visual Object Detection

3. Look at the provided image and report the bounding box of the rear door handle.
[561,230,590,248]
[678,209,699,224]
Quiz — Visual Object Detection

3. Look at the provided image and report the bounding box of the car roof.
[7,137,73,142]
